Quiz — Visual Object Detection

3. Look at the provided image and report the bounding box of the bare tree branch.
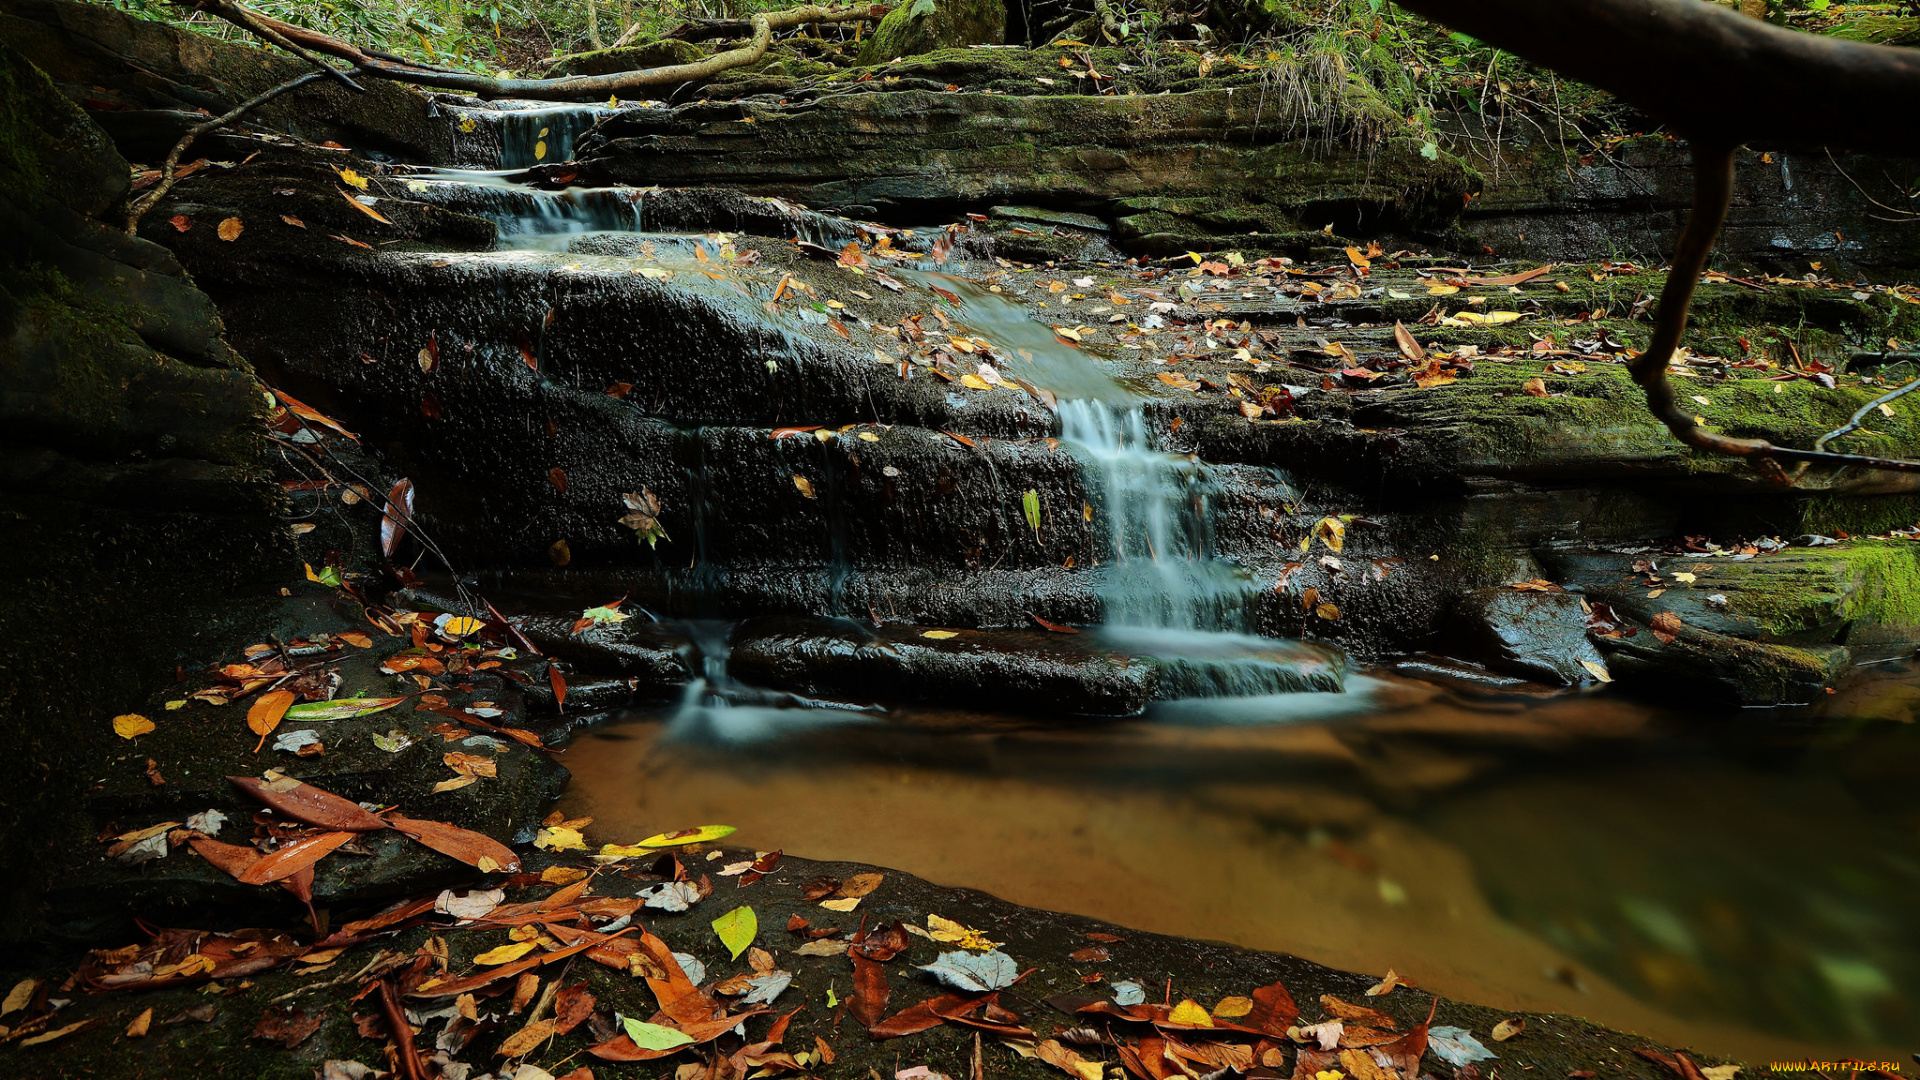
[126,70,327,234]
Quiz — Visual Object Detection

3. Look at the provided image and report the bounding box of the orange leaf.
[247,690,296,751]
[217,217,244,242]
[238,830,354,884]
[229,774,390,831]
[337,186,393,224]
[385,812,521,873]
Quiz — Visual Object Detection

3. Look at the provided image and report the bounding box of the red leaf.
[384,813,521,873]
[869,996,955,1038]
[1029,612,1078,634]
[421,391,442,419]
[189,835,265,881]
[517,331,540,370]
[228,775,390,832]
[1245,978,1300,1037]
[849,951,888,1028]
[549,467,569,493]
[381,478,414,558]
[549,663,568,711]
[238,831,354,884]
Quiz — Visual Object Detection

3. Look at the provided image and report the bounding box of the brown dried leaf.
[228,775,389,832]
[385,813,521,873]
[237,831,354,884]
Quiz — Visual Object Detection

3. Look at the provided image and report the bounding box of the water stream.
[413,111,1920,1063]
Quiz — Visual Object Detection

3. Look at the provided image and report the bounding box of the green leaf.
[1419,141,1439,161]
[713,905,757,960]
[582,604,628,626]
[826,983,839,1007]
[1022,489,1041,533]
[622,1018,694,1051]
[285,696,407,721]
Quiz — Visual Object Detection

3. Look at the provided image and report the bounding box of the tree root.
[124,69,326,235]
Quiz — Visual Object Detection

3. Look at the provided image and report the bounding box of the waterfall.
[489,103,614,168]
[1058,398,1259,632]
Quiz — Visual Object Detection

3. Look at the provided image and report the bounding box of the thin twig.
[1815,375,1920,451]
[1824,148,1920,221]
[126,70,326,234]
[1632,144,1920,477]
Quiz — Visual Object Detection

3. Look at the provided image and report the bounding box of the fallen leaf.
[638,825,736,847]
[217,217,244,242]
[338,186,392,223]
[1650,611,1683,644]
[238,831,354,884]
[19,1019,94,1047]
[247,690,297,751]
[1580,659,1613,683]
[1522,377,1550,397]
[500,1018,558,1057]
[113,714,155,739]
[794,476,817,498]
[251,1007,321,1048]
[713,906,757,960]
[1036,1038,1103,1080]
[229,775,389,831]
[918,950,1017,992]
[1364,969,1408,997]
[1167,999,1214,1026]
[3,978,38,1015]
[1393,322,1425,363]
[387,813,522,873]
[126,1007,153,1038]
[475,942,540,965]
[169,214,191,232]
[623,1018,694,1051]
[1491,1018,1525,1042]
[1428,1026,1496,1067]
[338,167,369,189]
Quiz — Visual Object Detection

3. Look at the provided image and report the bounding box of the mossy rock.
[543,37,706,78]
[857,0,1007,64]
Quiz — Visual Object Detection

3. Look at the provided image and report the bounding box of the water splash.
[480,103,615,169]
[664,620,878,744]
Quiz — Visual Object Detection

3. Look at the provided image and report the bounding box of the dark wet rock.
[1450,588,1609,686]
[1464,137,1920,277]
[1,0,466,167]
[1393,656,1534,691]
[859,0,1007,63]
[0,38,293,919]
[514,615,695,702]
[30,613,570,943]
[731,615,1159,715]
[1538,542,1920,703]
[575,68,1470,245]
[5,848,1750,1080]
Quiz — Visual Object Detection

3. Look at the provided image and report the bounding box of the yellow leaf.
[499,1018,557,1057]
[794,476,816,498]
[1315,602,1341,621]
[19,1019,92,1047]
[338,167,368,189]
[541,865,589,885]
[1672,572,1698,584]
[113,714,155,740]
[1427,284,1459,295]
[440,616,483,637]
[638,824,737,847]
[2,978,38,1016]
[1053,326,1082,341]
[535,826,586,851]
[1315,516,1346,553]
[959,373,992,390]
[217,217,244,242]
[1580,659,1613,683]
[1213,996,1254,1018]
[473,941,539,965]
[1168,999,1214,1026]
[819,896,861,911]
[926,914,1002,950]
[433,775,479,794]
[858,431,880,442]
[125,1007,153,1038]
[921,630,959,639]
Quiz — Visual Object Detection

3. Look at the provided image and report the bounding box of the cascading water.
[1057,399,1258,632]
[665,620,877,743]
[473,102,615,169]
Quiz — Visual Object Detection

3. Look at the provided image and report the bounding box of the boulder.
[858,0,1007,64]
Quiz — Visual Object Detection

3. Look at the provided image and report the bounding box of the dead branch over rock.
[181,0,886,101]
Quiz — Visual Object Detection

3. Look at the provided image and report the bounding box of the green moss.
[1724,540,1920,638]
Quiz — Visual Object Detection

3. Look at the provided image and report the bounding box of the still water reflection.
[557,663,1920,1063]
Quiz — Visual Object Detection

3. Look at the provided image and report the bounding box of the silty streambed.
[416,106,1917,1064]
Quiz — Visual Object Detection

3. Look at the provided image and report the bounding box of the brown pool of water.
[555,668,1919,1064]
